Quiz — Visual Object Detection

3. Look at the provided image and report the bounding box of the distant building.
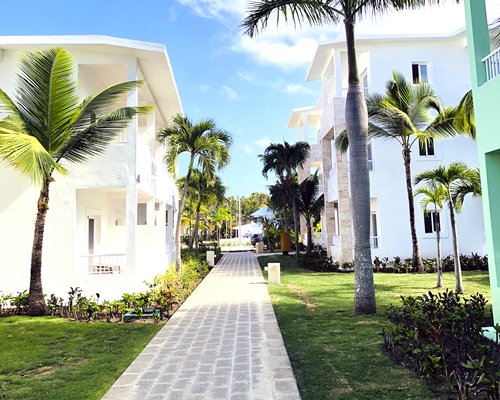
[289,29,485,262]
[464,0,500,329]
[0,36,182,299]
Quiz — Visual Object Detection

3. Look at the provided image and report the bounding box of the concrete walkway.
[103,252,301,400]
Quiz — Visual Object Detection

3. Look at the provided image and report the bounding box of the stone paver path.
[103,252,301,400]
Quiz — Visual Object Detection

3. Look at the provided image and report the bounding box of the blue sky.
[0,0,496,196]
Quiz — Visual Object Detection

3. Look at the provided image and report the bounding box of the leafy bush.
[10,291,29,314]
[383,290,500,399]
[297,251,340,272]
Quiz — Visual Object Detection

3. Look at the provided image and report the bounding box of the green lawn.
[258,255,492,400]
[0,317,162,400]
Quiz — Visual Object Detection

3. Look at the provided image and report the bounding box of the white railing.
[83,253,125,275]
[370,236,380,249]
[483,47,500,81]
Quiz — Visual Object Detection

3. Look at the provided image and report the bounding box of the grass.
[258,255,492,400]
[0,317,162,400]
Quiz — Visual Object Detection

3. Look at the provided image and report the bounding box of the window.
[424,211,440,234]
[367,142,374,171]
[370,213,379,248]
[412,62,428,84]
[419,138,435,156]
[361,70,369,97]
[137,203,147,225]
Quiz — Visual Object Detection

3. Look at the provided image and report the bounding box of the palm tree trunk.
[28,177,52,316]
[402,148,424,273]
[344,17,376,314]
[306,217,313,254]
[188,217,194,251]
[435,210,443,288]
[175,155,195,272]
[292,197,300,257]
[448,198,464,293]
[194,201,201,255]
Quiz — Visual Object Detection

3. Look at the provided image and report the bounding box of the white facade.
[0,36,182,299]
[290,30,486,261]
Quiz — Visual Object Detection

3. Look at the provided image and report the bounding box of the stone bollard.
[256,242,264,254]
[268,263,281,285]
[207,251,215,267]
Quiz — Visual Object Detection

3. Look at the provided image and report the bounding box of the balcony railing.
[483,47,500,81]
[370,236,380,249]
[83,253,125,275]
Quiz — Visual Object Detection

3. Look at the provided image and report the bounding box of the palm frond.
[334,129,349,153]
[242,0,340,38]
[57,106,152,164]
[0,131,64,184]
[16,48,79,153]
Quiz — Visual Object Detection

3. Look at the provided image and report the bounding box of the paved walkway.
[103,252,301,400]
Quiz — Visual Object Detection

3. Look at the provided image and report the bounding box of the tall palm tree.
[414,186,447,287]
[337,71,457,272]
[415,162,481,293]
[179,170,225,254]
[0,48,150,316]
[260,141,310,257]
[243,1,445,314]
[297,172,325,254]
[157,115,232,272]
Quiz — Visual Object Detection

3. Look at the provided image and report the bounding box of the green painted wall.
[465,0,500,324]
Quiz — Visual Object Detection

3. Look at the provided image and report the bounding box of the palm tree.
[179,170,225,254]
[243,1,446,314]
[297,172,325,254]
[260,141,310,257]
[0,48,150,315]
[414,186,447,287]
[415,162,481,293]
[337,71,457,272]
[157,115,232,272]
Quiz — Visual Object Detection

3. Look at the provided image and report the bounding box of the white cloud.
[254,136,271,149]
[242,144,254,155]
[237,71,254,82]
[200,83,211,92]
[219,85,240,101]
[234,30,330,71]
[177,0,499,72]
[283,83,315,95]
[176,0,246,20]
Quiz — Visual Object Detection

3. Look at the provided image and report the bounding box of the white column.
[125,60,138,274]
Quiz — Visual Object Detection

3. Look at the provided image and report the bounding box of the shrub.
[297,253,340,272]
[10,291,29,314]
[383,290,500,399]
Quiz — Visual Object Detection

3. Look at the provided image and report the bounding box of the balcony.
[83,253,125,275]
[483,47,500,81]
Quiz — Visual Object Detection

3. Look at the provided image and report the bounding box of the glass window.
[367,142,374,171]
[370,213,379,248]
[419,138,435,156]
[424,211,440,234]
[137,203,147,225]
[412,63,429,84]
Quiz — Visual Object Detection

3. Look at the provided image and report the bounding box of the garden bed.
[257,255,491,400]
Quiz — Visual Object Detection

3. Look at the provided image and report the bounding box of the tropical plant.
[415,162,482,293]
[0,48,150,315]
[178,170,225,254]
[297,172,325,254]
[336,71,458,272]
[157,114,232,272]
[260,141,310,257]
[414,186,447,287]
[241,192,269,222]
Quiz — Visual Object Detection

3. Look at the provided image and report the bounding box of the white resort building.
[0,36,182,299]
[290,29,486,262]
